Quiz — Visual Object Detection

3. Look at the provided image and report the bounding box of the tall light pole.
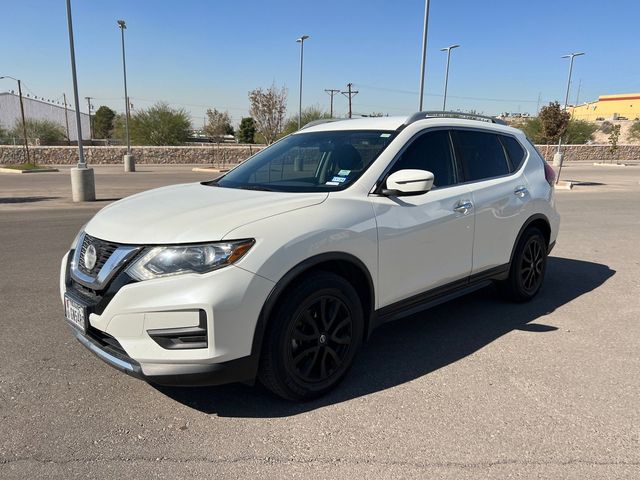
[0,76,30,165]
[418,0,431,111]
[65,0,95,201]
[554,52,585,182]
[118,19,135,172]
[296,35,309,130]
[440,44,460,111]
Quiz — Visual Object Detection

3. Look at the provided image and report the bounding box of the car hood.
[85,183,328,244]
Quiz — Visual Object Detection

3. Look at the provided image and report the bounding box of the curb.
[191,167,227,173]
[0,167,59,174]
[555,180,574,190]
[593,162,636,167]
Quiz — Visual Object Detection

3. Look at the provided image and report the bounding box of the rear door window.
[452,130,510,181]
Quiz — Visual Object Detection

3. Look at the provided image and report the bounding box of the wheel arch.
[509,214,551,266]
[250,252,376,362]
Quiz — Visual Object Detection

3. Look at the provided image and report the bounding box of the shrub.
[113,102,192,145]
[10,118,66,145]
[629,122,640,141]
[565,120,597,144]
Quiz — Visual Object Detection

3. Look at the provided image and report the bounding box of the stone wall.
[1,143,639,166]
[534,144,640,163]
[0,144,265,167]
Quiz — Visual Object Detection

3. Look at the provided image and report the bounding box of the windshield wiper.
[238,185,275,192]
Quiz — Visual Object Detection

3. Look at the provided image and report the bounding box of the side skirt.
[373,264,509,327]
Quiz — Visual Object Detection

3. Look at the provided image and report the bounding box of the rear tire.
[258,272,364,401]
[498,227,548,302]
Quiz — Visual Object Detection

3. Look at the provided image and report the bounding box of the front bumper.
[61,249,275,386]
[71,326,258,386]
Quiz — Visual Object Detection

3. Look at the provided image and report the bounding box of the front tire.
[498,227,548,302]
[258,272,364,401]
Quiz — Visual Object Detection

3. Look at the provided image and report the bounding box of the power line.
[341,83,358,119]
[324,89,340,117]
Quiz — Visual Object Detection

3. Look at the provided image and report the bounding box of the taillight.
[543,161,556,186]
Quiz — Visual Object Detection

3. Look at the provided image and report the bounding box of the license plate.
[64,294,87,333]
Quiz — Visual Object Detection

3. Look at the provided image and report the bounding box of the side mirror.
[382,169,434,196]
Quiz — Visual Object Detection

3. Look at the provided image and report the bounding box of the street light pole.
[0,76,30,164]
[296,35,309,130]
[440,44,460,111]
[118,19,135,172]
[554,52,585,183]
[418,0,431,111]
[65,0,95,201]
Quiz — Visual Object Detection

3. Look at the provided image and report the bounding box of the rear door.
[370,129,474,308]
[451,129,530,274]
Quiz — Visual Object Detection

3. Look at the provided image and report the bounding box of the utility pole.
[85,96,93,141]
[324,89,340,117]
[341,83,358,119]
[575,78,582,107]
[63,93,71,146]
[536,92,542,115]
[16,80,30,164]
[418,0,431,110]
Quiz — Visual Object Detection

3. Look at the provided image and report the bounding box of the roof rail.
[300,118,346,130]
[402,111,507,128]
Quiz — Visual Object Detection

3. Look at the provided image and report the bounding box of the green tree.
[10,118,65,145]
[538,101,570,144]
[92,106,116,139]
[565,120,597,144]
[237,117,257,143]
[204,108,234,141]
[521,117,543,143]
[280,105,331,137]
[609,124,621,156]
[114,102,192,145]
[248,83,287,144]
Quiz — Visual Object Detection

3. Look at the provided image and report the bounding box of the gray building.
[0,91,90,141]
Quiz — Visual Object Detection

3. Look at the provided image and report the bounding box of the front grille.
[78,234,120,276]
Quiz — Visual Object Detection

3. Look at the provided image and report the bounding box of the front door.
[370,129,474,308]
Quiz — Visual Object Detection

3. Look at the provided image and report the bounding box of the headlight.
[126,239,255,281]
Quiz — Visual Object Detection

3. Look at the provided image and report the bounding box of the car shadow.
[157,256,614,417]
[0,196,60,204]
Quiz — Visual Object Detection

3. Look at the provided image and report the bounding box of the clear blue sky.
[2,0,638,125]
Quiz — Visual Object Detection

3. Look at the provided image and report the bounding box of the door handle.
[453,201,473,215]
[514,186,528,198]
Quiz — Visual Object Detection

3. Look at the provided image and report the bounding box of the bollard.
[124,154,136,172]
[70,167,96,202]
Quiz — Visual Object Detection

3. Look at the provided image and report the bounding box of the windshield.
[209,130,396,192]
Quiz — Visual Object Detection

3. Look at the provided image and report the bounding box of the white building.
[0,91,90,141]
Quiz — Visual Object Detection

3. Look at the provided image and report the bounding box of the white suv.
[61,112,560,400]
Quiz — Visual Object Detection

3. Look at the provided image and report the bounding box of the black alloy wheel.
[498,227,548,302]
[287,295,353,384]
[259,272,364,401]
[520,235,545,294]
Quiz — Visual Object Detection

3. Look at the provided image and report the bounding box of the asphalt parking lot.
[1,164,639,479]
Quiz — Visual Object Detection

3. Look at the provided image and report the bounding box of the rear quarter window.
[500,135,527,171]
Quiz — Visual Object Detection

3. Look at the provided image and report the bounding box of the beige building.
[570,93,640,122]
